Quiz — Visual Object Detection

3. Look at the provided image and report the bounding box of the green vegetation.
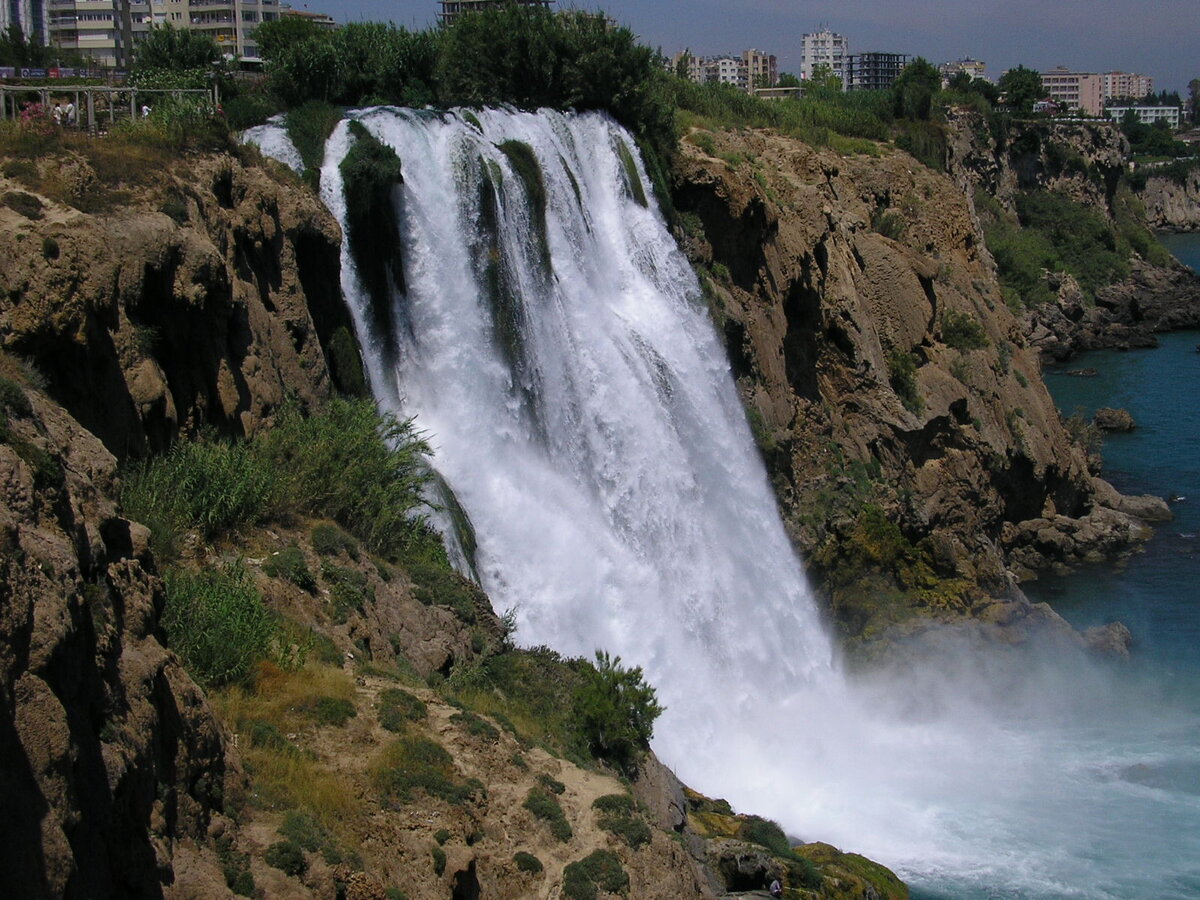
[321,561,373,624]
[264,839,307,876]
[132,23,220,72]
[740,815,791,855]
[263,545,316,591]
[285,101,345,184]
[886,350,923,414]
[431,845,446,876]
[573,650,663,777]
[997,66,1043,115]
[303,696,357,727]
[593,794,651,848]
[562,850,629,900]
[162,562,276,689]
[311,522,360,559]
[372,733,481,805]
[379,688,427,731]
[940,309,989,350]
[451,710,500,741]
[514,851,544,874]
[537,773,566,795]
[524,787,572,842]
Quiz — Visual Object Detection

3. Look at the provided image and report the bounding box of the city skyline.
[299,0,1198,95]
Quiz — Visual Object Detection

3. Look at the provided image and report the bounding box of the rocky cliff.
[2,144,906,898]
[670,125,1168,648]
[943,112,1200,360]
[1140,166,1200,231]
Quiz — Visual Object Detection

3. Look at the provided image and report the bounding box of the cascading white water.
[246,107,1200,899]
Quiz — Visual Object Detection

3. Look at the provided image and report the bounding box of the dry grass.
[214,661,361,829]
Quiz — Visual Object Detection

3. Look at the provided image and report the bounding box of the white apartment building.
[800,28,848,85]
[939,57,987,85]
[1102,71,1153,102]
[155,0,282,62]
[3,0,49,44]
[48,0,148,68]
[1106,105,1180,129]
[1040,67,1105,116]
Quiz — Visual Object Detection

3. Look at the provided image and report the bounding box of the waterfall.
[320,106,836,773]
[239,106,1200,899]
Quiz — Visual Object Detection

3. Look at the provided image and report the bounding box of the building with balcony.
[47,0,147,68]
[743,48,776,89]
[1040,67,1104,116]
[437,0,551,28]
[3,0,49,45]
[800,28,848,86]
[1102,71,1153,103]
[845,51,909,91]
[156,0,283,62]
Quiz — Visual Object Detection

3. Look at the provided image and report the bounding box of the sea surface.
[999,232,1200,900]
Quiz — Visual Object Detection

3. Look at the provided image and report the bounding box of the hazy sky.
[302,0,1199,94]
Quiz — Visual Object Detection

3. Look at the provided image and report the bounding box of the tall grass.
[162,562,275,688]
[121,397,432,561]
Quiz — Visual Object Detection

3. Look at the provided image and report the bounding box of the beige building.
[670,49,778,94]
[1040,67,1105,116]
[743,48,777,89]
[1102,71,1153,102]
[48,0,149,68]
[939,57,987,85]
[155,0,284,62]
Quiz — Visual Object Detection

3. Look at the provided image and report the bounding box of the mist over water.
[247,110,1200,898]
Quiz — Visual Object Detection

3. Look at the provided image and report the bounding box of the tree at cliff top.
[891,57,941,120]
[573,651,663,777]
[132,23,221,72]
[998,66,1043,115]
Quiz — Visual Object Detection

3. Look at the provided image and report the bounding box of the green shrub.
[264,839,307,876]
[321,561,373,623]
[451,710,499,741]
[406,560,480,623]
[328,325,369,398]
[572,651,662,778]
[740,816,791,855]
[0,377,32,418]
[3,190,43,219]
[940,309,989,351]
[431,845,446,876]
[886,349,923,414]
[162,562,275,688]
[379,688,427,731]
[41,236,59,259]
[562,849,628,900]
[311,522,359,559]
[434,828,451,845]
[592,793,635,814]
[279,810,329,852]
[373,734,479,805]
[524,787,572,842]
[871,207,905,240]
[304,696,357,727]
[285,100,344,180]
[538,773,566,795]
[514,851,543,874]
[263,545,316,591]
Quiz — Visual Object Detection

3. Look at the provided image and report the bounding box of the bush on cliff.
[163,562,276,688]
[572,651,663,777]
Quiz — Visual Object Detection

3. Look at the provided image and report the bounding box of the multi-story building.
[1102,71,1153,103]
[669,49,778,94]
[1106,105,1180,129]
[939,57,987,85]
[1040,67,1105,116]
[48,0,148,68]
[154,0,283,62]
[743,48,776,89]
[845,51,909,91]
[437,0,551,28]
[3,0,49,44]
[800,28,848,85]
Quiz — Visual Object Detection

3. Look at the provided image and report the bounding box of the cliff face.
[1140,167,1200,231]
[1,152,349,461]
[943,112,1200,360]
[670,127,1164,645]
[0,368,229,897]
[2,147,908,900]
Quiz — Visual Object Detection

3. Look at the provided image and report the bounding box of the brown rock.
[1093,407,1135,431]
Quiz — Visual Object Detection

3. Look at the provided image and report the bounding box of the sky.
[301,0,1199,95]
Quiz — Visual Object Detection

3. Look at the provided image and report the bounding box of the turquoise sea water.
[1016,234,1200,899]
